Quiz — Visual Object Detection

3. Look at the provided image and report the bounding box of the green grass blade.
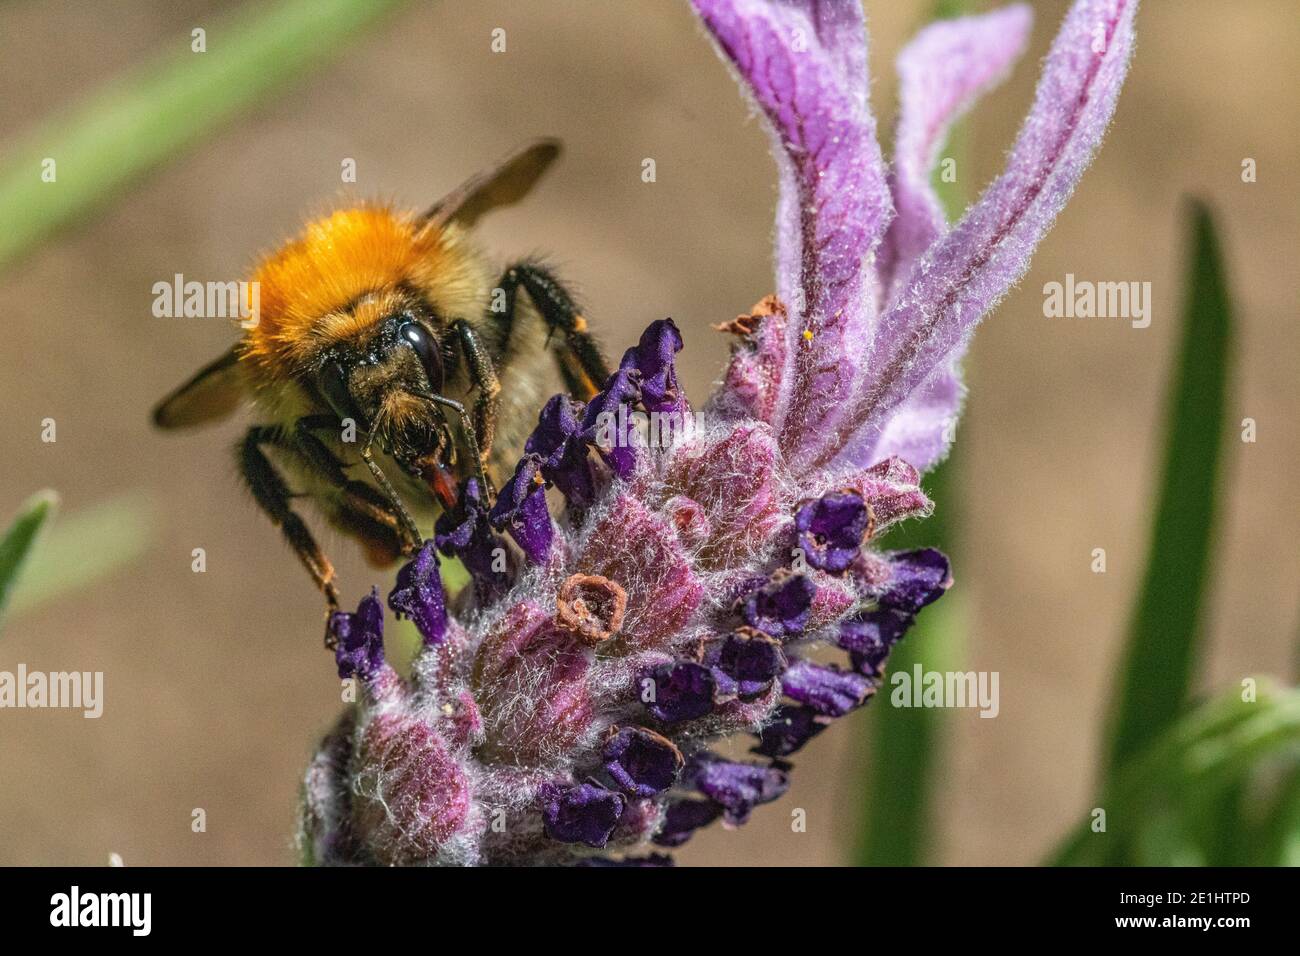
[855,452,961,866]
[1257,766,1300,866]
[1103,200,1234,775]
[0,0,407,270]
[855,575,963,866]
[853,0,982,865]
[0,491,59,630]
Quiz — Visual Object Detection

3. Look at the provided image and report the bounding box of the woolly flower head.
[298,0,1136,866]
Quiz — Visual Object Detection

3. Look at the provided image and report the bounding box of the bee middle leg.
[241,420,424,618]
[493,262,611,401]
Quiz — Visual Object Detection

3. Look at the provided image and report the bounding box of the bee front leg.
[295,416,421,556]
[448,318,501,475]
[295,416,416,548]
[357,442,424,555]
[423,392,490,500]
[239,426,341,614]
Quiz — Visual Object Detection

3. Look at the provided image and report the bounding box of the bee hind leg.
[492,262,611,401]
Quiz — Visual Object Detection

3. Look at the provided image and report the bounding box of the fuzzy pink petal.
[877,4,1034,305]
[664,422,784,569]
[474,605,595,764]
[692,0,891,466]
[847,455,936,530]
[353,713,473,864]
[707,297,790,425]
[826,0,1138,469]
[579,494,706,650]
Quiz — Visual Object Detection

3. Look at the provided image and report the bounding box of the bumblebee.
[153,140,609,609]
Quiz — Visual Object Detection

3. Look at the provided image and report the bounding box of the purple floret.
[580,367,643,478]
[878,548,951,613]
[644,661,716,724]
[329,588,385,681]
[539,782,627,848]
[780,660,874,717]
[526,394,598,507]
[619,318,687,415]
[386,540,447,646]
[714,630,787,700]
[795,491,871,573]
[689,754,789,825]
[740,573,816,638]
[434,477,512,601]
[752,704,829,758]
[603,726,684,797]
[652,799,725,848]
[488,454,554,563]
[839,608,915,678]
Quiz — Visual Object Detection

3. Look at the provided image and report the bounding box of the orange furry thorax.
[239,204,481,382]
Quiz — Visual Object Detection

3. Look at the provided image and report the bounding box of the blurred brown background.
[0,0,1295,866]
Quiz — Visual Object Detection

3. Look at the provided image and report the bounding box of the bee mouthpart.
[371,390,448,458]
[420,456,460,511]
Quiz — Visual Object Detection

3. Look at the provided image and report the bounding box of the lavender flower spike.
[297,0,1134,866]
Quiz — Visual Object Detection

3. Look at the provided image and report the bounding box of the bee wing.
[419,139,562,230]
[152,347,245,428]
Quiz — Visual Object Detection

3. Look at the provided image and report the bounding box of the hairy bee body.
[154,141,609,604]
[241,205,551,474]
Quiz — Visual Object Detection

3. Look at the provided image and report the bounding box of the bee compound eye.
[399,321,444,394]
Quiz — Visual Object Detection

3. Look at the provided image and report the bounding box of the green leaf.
[1131,806,1204,867]
[0,0,407,270]
[1052,682,1300,866]
[0,491,59,630]
[1192,779,1248,866]
[7,492,154,617]
[1256,765,1300,866]
[1103,200,1234,775]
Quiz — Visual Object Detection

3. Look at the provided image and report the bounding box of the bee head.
[314,303,455,467]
